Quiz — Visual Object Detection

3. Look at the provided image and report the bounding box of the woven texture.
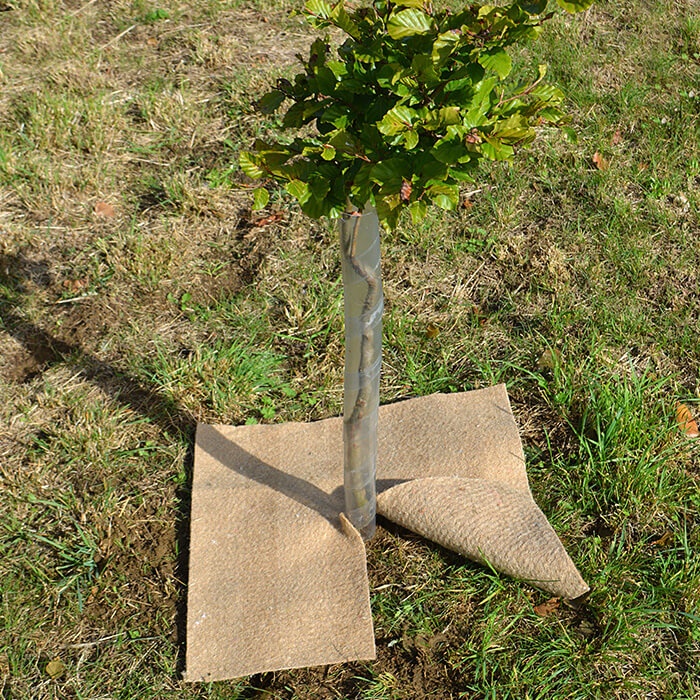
[378,477,587,597]
[185,385,588,682]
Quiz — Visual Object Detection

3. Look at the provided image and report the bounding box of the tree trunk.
[339,205,383,540]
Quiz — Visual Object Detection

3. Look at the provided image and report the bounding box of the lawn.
[1,0,699,697]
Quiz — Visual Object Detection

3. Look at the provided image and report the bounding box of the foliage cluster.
[240,0,592,228]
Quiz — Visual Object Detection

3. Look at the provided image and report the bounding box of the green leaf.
[326,129,352,155]
[439,106,461,126]
[285,179,311,204]
[393,0,426,6]
[421,110,442,131]
[305,0,331,18]
[252,187,269,210]
[329,129,361,154]
[257,90,286,114]
[319,104,349,129]
[387,8,434,40]
[349,162,374,204]
[480,137,514,161]
[301,195,329,219]
[377,63,403,89]
[315,66,337,94]
[478,48,512,80]
[432,140,469,164]
[301,144,322,158]
[464,76,498,127]
[432,31,460,66]
[321,144,336,160]
[283,159,313,182]
[556,0,594,12]
[377,105,416,135]
[419,158,449,182]
[351,38,384,63]
[422,107,461,131]
[408,200,427,224]
[561,126,578,143]
[403,129,419,149]
[252,141,294,173]
[427,183,459,210]
[518,0,548,13]
[282,101,306,128]
[448,165,476,181]
[444,75,473,93]
[326,60,348,78]
[492,114,535,143]
[411,54,440,85]
[477,4,498,20]
[308,36,328,65]
[375,194,402,230]
[538,106,567,122]
[371,159,410,187]
[309,174,331,200]
[329,1,361,38]
[239,151,264,179]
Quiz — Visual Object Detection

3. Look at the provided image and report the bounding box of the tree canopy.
[241,0,594,229]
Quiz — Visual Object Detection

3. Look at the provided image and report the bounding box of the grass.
[1,0,699,697]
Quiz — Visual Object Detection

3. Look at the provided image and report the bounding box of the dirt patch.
[0,200,283,386]
[370,632,454,699]
[2,342,58,383]
[242,523,470,700]
[184,264,243,306]
[255,633,455,700]
[0,301,111,383]
[84,497,179,639]
[164,218,278,308]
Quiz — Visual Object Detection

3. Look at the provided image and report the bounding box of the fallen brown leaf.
[592,152,609,171]
[611,128,623,145]
[471,305,487,326]
[676,401,699,438]
[534,597,560,617]
[252,212,284,227]
[94,201,116,218]
[62,278,87,293]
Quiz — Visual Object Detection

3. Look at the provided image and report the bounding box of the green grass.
[1,0,699,697]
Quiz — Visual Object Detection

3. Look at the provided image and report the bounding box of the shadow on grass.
[0,252,345,693]
[0,253,200,677]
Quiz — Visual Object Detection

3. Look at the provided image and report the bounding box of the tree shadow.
[0,249,367,680]
[1,253,197,675]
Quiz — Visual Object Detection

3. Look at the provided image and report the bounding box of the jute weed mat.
[185,384,588,681]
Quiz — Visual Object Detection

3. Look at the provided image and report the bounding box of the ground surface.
[1,0,699,698]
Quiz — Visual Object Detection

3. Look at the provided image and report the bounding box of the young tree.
[240,0,593,539]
